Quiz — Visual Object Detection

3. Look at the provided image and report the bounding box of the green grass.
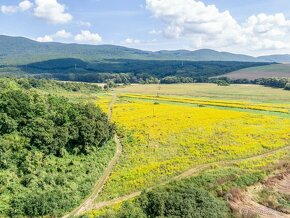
[114,83,290,104]
[119,96,290,118]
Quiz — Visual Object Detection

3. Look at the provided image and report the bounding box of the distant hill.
[219,64,290,80]
[258,55,290,63]
[4,35,290,83]
[0,35,265,65]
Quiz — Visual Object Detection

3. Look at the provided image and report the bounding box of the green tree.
[0,113,17,135]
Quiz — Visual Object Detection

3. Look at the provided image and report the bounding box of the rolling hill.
[220,64,290,79]
[258,55,290,63]
[0,35,267,65]
[2,35,290,82]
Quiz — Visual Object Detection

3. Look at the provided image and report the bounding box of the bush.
[284,83,290,90]
[217,80,230,86]
[138,186,228,218]
[108,185,229,218]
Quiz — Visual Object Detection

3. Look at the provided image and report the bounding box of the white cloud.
[36,30,102,44]
[78,21,92,27]
[53,29,72,38]
[125,38,141,44]
[34,0,72,24]
[146,0,290,53]
[1,0,32,14]
[243,13,290,50]
[74,30,102,43]
[19,0,33,11]
[1,5,18,14]
[149,30,162,35]
[146,0,242,47]
[36,29,72,42]
[36,35,53,42]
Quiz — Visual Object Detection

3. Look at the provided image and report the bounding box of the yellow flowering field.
[88,148,290,217]
[120,94,290,113]
[96,95,290,201]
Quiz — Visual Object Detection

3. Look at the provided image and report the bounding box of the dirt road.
[63,94,122,218]
[90,145,290,212]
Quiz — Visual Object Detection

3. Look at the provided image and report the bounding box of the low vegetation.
[256,188,290,213]
[96,95,290,202]
[90,149,290,217]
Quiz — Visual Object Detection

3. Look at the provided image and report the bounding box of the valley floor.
[74,83,290,218]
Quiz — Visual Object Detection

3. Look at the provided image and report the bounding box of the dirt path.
[230,195,290,218]
[229,170,290,218]
[274,174,290,195]
[90,145,290,212]
[63,94,122,218]
[108,93,117,121]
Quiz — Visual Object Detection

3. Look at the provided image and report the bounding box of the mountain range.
[1,35,290,65]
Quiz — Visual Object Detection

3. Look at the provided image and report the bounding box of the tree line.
[19,58,270,83]
[210,77,290,90]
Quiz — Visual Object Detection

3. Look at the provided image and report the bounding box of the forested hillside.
[0,36,277,83]
[0,35,263,65]
[18,58,270,83]
[0,79,115,217]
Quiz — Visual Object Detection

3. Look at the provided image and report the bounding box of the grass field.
[115,83,290,104]
[220,64,290,79]
[95,91,290,202]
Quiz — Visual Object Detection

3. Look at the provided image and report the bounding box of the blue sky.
[1,0,290,56]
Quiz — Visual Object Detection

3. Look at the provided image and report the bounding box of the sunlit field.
[89,148,290,217]
[96,93,290,201]
[115,83,290,104]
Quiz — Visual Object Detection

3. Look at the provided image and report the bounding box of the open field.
[95,93,290,204]
[115,83,290,104]
[89,149,290,217]
[119,94,290,113]
[220,64,290,79]
[31,82,290,217]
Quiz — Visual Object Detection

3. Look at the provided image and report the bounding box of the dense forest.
[15,58,271,83]
[0,79,115,217]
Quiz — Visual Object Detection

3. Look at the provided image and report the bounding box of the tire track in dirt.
[63,94,122,218]
[90,145,290,212]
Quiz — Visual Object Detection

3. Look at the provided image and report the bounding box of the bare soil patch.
[229,167,290,218]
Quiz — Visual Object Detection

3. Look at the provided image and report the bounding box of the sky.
[1,0,290,56]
